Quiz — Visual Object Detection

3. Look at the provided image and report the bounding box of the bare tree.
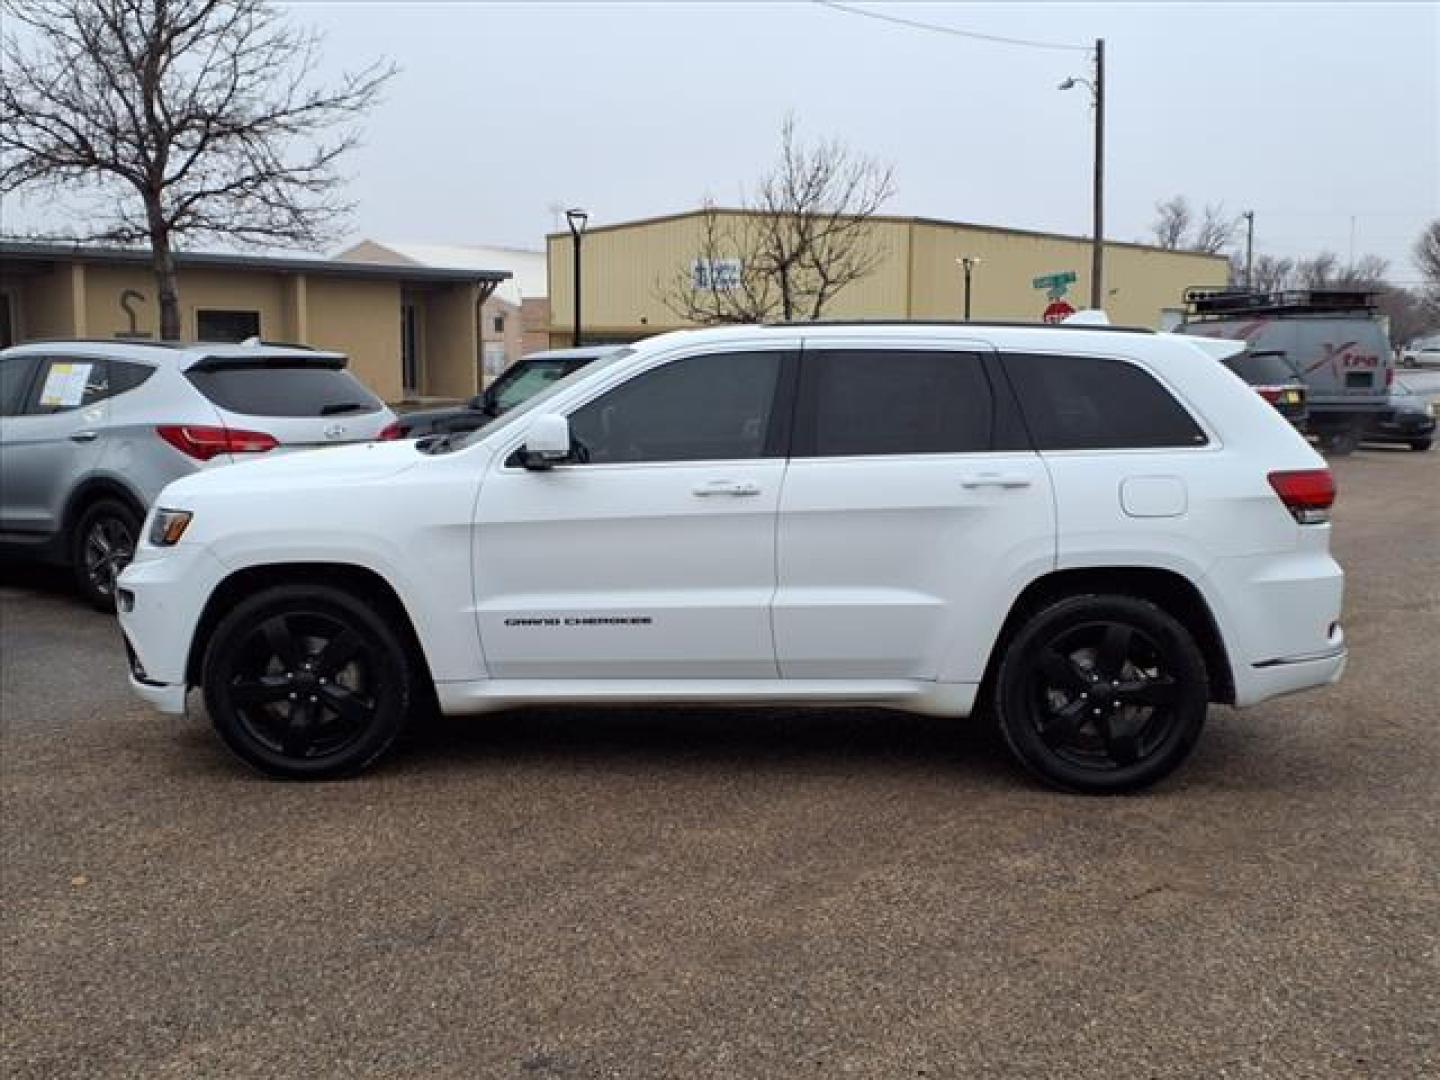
[1,0,395,339]
[1416,220,1440,284]
[1249,254,1297,293]
[1151,196,1191,250]
[1192,202,1238,255]
[661,117,895,324]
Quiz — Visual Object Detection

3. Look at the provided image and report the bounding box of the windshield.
[491,358,582,413]
[442,347,635,452]
[1224,350,1302,386]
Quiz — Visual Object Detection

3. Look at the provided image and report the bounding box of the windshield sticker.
[38,362,94,407]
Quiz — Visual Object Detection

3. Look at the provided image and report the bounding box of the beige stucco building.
[546,210,1230,346]
[0,241,508,403]
[336,241,550,379]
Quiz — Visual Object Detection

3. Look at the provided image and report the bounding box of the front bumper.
[116,543,230,715]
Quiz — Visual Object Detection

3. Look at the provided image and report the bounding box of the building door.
[0,292,14,348]
[401,301,420,395]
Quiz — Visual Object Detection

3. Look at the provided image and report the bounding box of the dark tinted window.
[109,360,156,398]
[0,354,40,416]
[802,349,993,456]
[569,351,780,464]
[1002,353,1207,450]
[186,362,383,417]
[1224,351,1301,385]
[197,309,261,342]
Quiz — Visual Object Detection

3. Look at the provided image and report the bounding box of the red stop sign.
[1043,300,1076,324]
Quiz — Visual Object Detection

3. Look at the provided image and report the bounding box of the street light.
[1059,38,1105,310]
[956,256,982,320]
[566,207,589,346]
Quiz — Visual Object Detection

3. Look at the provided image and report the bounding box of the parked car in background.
[118,322,1345,794]
[387,346,621,439]
[1399,338,1440,368]
[1217,347,1308,430]
[0,340,396,609]
[1363,376,1435,451]
[1180,288,1393,455]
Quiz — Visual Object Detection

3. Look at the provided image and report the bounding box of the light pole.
[566,207,589,346]
[1242,210,1255,288]
[1059,38,1105,310]
[957,256,981,320]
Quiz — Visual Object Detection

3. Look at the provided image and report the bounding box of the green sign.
[1032,271,1078,290]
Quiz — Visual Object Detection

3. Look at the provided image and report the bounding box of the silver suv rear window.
[186,361,383,418]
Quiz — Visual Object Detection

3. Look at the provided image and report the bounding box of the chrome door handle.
[692,480,761,497]
[960,473,1032,489]
[69,430,99,443]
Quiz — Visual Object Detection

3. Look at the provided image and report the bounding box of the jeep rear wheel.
[994,595,1209,794]
[202,584,412,779]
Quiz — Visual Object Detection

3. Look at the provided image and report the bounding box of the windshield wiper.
[320,401,366,416]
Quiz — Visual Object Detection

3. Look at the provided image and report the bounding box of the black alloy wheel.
[73,498,141,611]
[203,585,413,779]
[996,595,1209,794]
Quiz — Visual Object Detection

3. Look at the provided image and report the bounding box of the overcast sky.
[8,2,1439,279]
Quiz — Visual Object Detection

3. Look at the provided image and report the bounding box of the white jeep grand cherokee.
[117,323,1346,793]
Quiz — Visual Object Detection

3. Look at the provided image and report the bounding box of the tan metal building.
[0,242,509,403]
[546,210,1230,345]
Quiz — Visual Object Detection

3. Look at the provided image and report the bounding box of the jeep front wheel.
[202,584,413,779]
[994,595,1210,794]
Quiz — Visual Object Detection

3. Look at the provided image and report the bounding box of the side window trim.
[790,344,1003,459]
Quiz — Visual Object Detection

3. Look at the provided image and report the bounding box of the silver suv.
[0,340,396,609]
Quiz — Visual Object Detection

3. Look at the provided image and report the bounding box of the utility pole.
[1059,41,1106,309]
[958,256,981,320]
[1242,210,1255,288]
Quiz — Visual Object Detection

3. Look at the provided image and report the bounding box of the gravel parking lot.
[2,450,1437,1078]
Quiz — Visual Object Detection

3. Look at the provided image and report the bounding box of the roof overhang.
[0,240,510,287]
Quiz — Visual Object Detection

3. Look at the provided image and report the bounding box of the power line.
[814,0,1090,54]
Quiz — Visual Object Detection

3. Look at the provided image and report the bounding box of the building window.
[493,315,505,334]
[197,309,260,342]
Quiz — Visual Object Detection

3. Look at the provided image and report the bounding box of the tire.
[71,498,142,612]
[993,594,1210,794]
[202,584,414,779]
[1412,438,1433,453]
[1321,429,1359,456]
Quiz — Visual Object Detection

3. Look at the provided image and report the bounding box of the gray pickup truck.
[1179,288,1393,454]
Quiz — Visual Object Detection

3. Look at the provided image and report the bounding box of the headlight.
[149,508,193,547]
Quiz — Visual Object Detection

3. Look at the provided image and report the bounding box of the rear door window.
[186,361,383,418]
[1001,353,1208,450]
[796,349,995,456]
[24,358,111,415]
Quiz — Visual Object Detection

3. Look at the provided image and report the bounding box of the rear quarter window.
[186,362,383,418]
[1001,353,1208,451]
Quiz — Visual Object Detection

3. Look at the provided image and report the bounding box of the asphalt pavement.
[2,450,1437,1078]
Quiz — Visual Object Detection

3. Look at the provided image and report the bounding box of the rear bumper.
[1238,641,1347,707]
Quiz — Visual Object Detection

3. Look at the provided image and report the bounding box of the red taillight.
[1268,468,1335,525]
[377,420,406,441]
[1385,366,1395,388]
[1255,387,1283,404]
[156,424,279,461]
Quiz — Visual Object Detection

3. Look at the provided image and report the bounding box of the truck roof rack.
[1184,287,1379,320]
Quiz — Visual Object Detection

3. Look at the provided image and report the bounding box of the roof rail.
[764,318,1155,335]
[1184,286,1379,319]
